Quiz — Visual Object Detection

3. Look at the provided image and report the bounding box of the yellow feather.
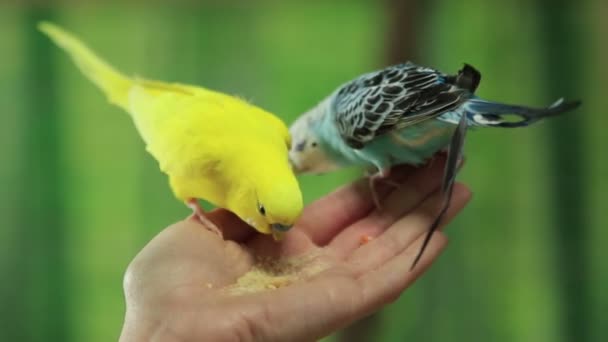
[39,22,302,235]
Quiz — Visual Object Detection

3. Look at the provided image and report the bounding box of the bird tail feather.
[465,98,581,127]
[38,22,132,110]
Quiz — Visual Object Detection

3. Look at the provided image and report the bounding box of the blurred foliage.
[0,0,606,341]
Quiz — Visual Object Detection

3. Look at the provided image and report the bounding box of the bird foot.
[368,168,399,210]
[186,199,224,239]
[426,151,446,169]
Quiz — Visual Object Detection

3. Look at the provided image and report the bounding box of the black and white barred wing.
[332,63,468,149]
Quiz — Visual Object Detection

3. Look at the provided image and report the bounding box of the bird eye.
[258,204,266,216]
[311,142,318,147]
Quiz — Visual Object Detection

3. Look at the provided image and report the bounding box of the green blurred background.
[1,0,606,341]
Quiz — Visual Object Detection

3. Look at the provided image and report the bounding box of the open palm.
[120,159,471,342]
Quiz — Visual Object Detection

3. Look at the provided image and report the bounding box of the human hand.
[120,158,471,342]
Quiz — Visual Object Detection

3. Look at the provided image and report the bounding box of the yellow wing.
[127,81,285,173]
[126,80,290,205]
[132,79,291,148]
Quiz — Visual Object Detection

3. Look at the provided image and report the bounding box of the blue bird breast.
[338,118,456,171]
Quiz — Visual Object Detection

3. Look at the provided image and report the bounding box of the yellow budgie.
[39,22,303,239]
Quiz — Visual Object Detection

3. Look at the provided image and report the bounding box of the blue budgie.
[288,62,580,269]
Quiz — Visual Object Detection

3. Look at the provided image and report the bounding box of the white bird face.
[288,115,341,175]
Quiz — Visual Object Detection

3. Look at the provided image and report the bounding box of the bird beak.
[271,223,292,241]
[289,159,307,173]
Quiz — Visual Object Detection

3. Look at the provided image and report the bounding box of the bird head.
[288,105,341,175]
[230,158,304,240]
[249,169,303,240]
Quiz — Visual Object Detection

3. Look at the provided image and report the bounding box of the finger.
[358,232,448,311]
[205,209,257,242]
[297,164,416,246]
[346,183,471,274]
[328,157,449,257]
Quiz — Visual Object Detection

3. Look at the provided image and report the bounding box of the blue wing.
[332,62,472,149]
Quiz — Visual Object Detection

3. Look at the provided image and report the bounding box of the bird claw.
[186,199,224,239]
[368,168,399,210]
[426,155,437,169]
[426,150,447,169]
